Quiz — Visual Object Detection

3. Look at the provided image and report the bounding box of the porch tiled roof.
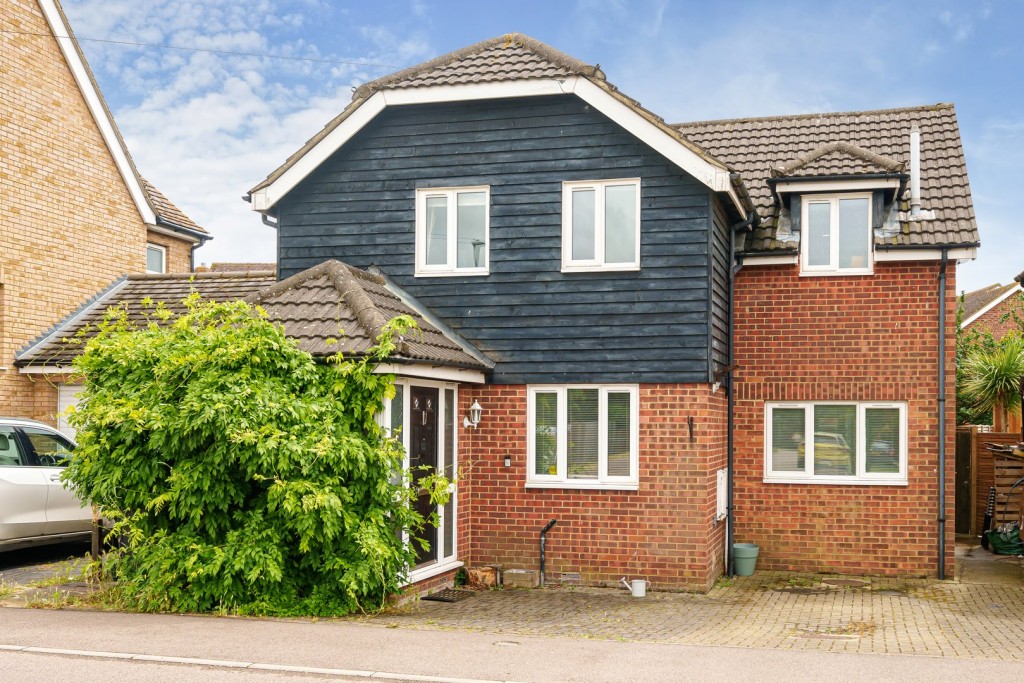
[675,104,979,253]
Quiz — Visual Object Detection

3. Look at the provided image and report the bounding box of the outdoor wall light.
[463,400,483,428]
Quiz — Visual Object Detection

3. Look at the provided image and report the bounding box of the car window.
[22,428,74,468]
[0,427,27,467]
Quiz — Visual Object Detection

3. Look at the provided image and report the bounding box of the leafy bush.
[66,295,447,616]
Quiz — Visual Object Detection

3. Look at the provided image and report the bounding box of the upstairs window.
[801,194,872,275]
[415,187,489,276]
[146,244,166,274]
[562,179,640,272]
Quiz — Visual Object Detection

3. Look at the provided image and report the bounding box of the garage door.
[57,384,83,440]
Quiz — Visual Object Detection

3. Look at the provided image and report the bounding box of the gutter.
[725,210,759,578]
[937,248,949,579]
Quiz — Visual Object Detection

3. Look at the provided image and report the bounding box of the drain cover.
[422,588,474,603]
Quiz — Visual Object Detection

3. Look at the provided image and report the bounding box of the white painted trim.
[405,559,464,586]
[374,363,485,384]
[525,482,640,492]
[774,178,900,195]
[146,243,167,274]
[874,247,977,263]
[561,179,641,272]
[740,254,798,266]
[415,186,490,276]
[15,278,130,364]
[38,0,157,226]
[18,365,72,375]
[250,77,743,214]
[962,285,1023,327]
[800,193,873,276]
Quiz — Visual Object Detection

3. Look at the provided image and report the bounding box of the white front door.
[57,384,83,439]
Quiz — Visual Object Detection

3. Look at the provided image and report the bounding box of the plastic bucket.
[630,579,646,597]
[733,543,760,576]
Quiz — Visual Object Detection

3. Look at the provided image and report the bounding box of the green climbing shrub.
[65,294,447,616]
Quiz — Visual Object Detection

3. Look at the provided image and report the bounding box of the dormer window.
[801,194,872,275]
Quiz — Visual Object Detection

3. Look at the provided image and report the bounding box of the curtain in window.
[606,391,631,477]
[456,192,486,268]
[865,407,900,474]
[567,388,599,479]
[604,184,636,264]
[534,392,558,476]
[771,408,805,472]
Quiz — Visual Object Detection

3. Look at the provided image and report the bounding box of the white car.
[0,417,91,551]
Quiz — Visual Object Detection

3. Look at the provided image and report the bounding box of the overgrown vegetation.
[65,295,448,616]
[957,292,1024,426]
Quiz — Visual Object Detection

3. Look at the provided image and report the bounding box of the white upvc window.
[764,401,907,485]
[415,186,489,276]
[527,385,639,490]
[146,243,166,274]
[561,179,641,272]
[800,193,872,275]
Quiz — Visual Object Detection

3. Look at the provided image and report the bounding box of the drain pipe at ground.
[539,519,557,587]
[937,248,949,580]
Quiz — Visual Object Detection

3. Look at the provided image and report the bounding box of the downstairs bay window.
[527,385,639,490]
[765,402,907,485]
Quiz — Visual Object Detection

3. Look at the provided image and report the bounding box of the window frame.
[414,186,490,277]
[764,401,908,485]
[146,243,167,274]
[799,192,873,276]
[526,384,640,490]
[561,178,641,272]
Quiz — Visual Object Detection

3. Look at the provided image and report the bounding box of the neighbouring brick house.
[1,0,208,427]
[26,34,980,589]
[960,279,1023,340]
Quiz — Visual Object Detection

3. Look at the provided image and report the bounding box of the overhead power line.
[1,29,398,69]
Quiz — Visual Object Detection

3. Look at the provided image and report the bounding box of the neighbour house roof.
[675,104,979,253]
[41,0,208,242]
[15,262,491,372]
[208,262,277,273]
[248,33,749,216]
[960,281,1022,327]
[246,260,491,370]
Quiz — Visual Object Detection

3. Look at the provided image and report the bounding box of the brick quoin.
[457,384,728,592]
[732,261,957,578]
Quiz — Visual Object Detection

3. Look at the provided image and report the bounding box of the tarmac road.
[1,607,1022,683]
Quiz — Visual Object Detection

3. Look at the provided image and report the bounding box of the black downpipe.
[937,249,949,579]
[726,211,758,578]
[539,519,557,587]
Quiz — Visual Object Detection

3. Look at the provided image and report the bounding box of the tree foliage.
[65,295,446,616]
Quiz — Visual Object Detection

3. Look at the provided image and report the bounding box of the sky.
[59,0,1023,294]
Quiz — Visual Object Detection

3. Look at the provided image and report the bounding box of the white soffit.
[38,0,157,225]
[250,77,742,214]
[374,363,486,384]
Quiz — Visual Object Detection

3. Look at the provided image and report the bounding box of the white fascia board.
[740,254,798,266]
[962,282,1022,327]
[874,247,977,263]
[774,178,901,194]
[38,0,157,225]
[374,363,486,384]
[18,365,73,375]
[251,76,739,214]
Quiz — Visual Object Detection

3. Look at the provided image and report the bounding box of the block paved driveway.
[362,554,1024,661]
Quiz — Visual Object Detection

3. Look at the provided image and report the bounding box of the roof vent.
[909,125,922,218]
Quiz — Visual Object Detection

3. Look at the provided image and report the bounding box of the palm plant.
[962,335,1024,439]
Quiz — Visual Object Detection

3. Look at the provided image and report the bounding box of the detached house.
[2,0,209,429]
[241,34,979,589]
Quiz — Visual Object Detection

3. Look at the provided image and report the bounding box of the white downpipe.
[909,125,922,218]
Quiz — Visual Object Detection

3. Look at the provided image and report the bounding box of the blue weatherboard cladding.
[276,94,726,385]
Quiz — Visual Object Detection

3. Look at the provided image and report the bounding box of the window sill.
[405,559,464,586]
[798,268,874,277]
[414,269,489,278]
[561,264,640,274]
[763,476,907,486]
[526,481,639,491]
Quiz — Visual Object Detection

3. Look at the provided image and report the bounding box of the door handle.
[49,474,62,482]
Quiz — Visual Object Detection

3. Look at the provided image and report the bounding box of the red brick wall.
[732,261,957,577]
[965,291,1022,340]
[457,383,727,591]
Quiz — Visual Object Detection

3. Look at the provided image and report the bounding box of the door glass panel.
[23,429,74,468]
[456,192,486,269]
[771,408,805,473]
[838,198,869,268]
[606,391,631,477]
[410,387,439,566]
[604,184,637,264]
[389,385,404,439]
[567,388,599,479]
[0,428,26,467]
[571,189,596,261]
[812,405,856,476]
[865,408,900,474]
[425,196,448,266]
[806,202,831,266]
[443,389,455,559]
[534,392,558,476]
